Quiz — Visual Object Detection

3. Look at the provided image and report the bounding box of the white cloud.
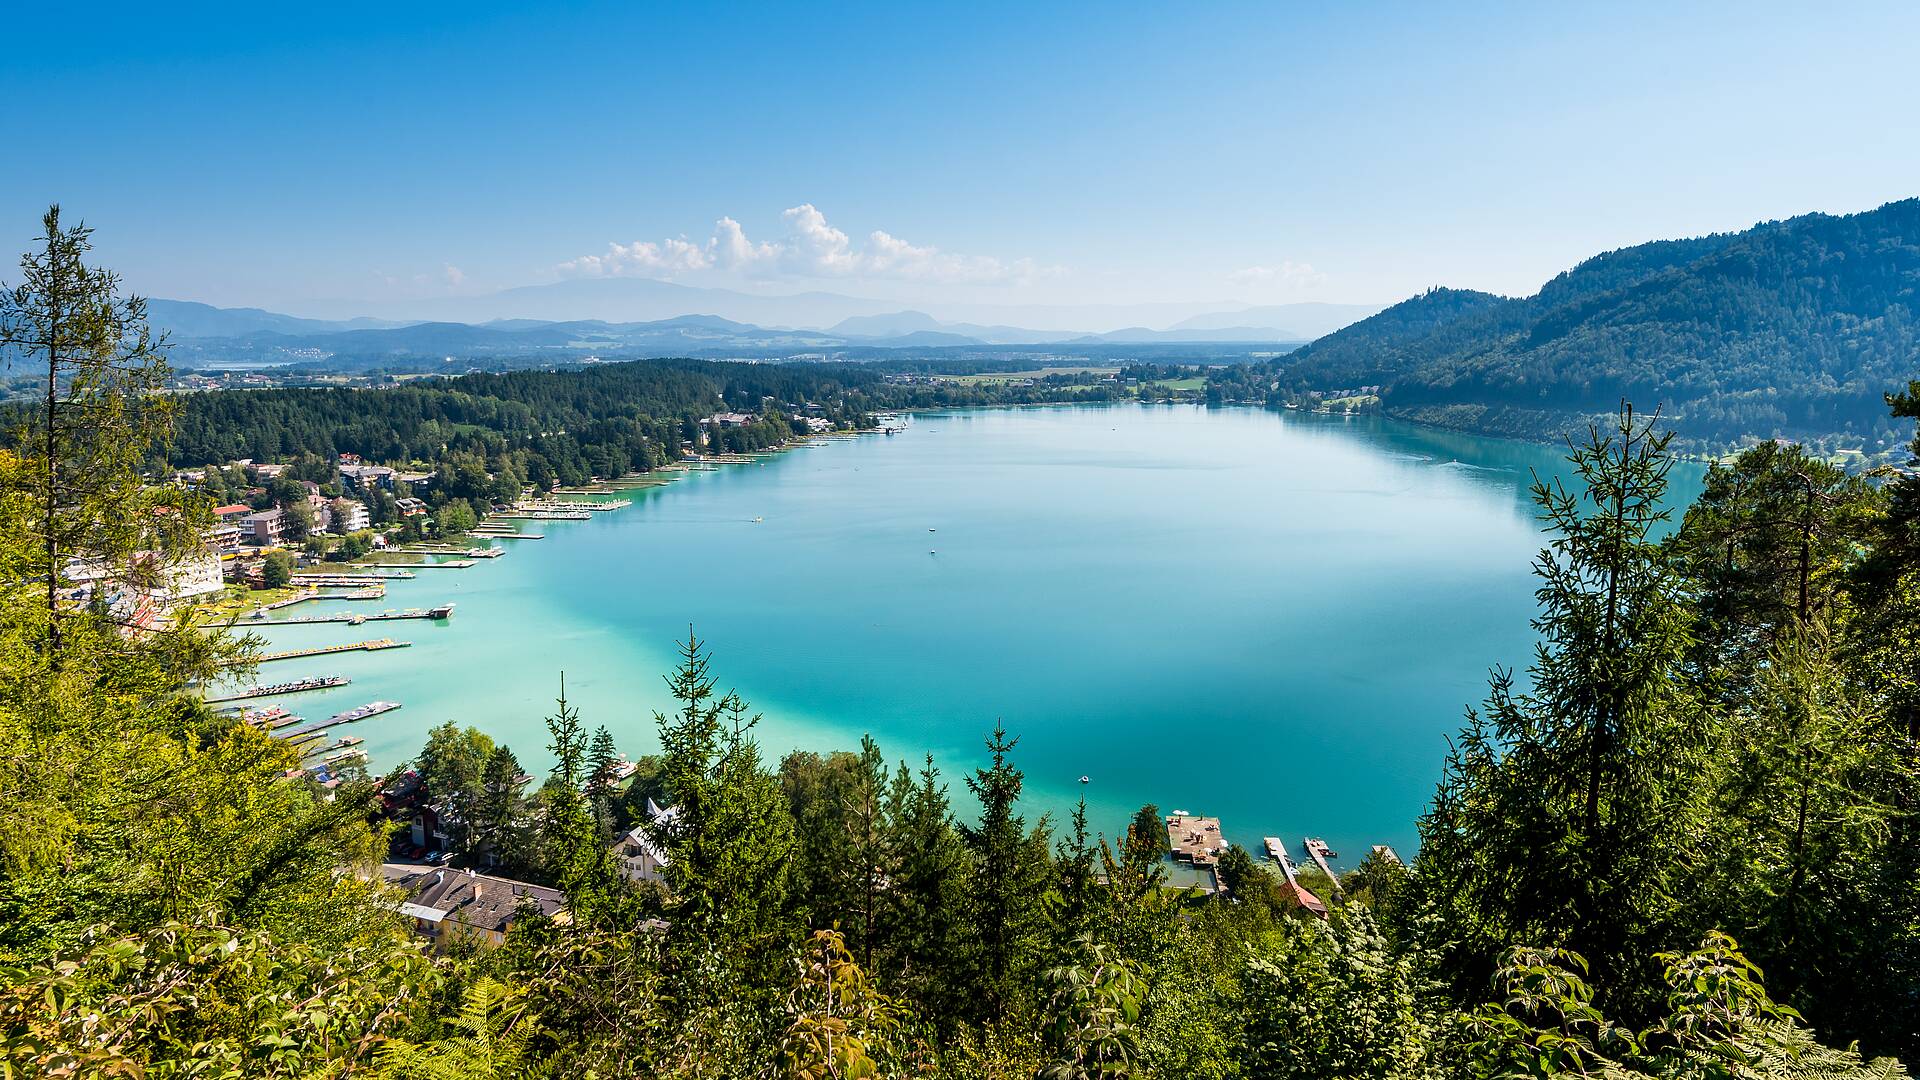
[1228,261,1326,290]
[442,264,466,287]
[561,205,1039,285]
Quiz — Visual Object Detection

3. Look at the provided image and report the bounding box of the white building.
[612,799,680,886]
[331,498,371,532]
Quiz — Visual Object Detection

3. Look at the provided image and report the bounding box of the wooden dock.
[279,700,402,740]
[226,639,410,665]
[1263,836,1300,883]
[469,530,541,539]
[1304,837,1344,896]
[206,675,349,703]
[292,572,415,584]
[361,560,476,569]
[1166,812,1226,868]
[249,603,454,626]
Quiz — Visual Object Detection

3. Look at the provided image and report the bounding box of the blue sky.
[6,1,1918,320]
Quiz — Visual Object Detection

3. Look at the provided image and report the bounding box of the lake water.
[231,404,1703,865]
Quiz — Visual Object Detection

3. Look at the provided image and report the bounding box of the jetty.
[300,735,363,760]
[279,700,402,740]
[1370,844,1404,867]
[206,675,348,703]
[469,529,541,539]
[497,510,590,521]
[227,639,411,665]
[361,560,476,569]
[514,498,631,513]
[1303,837,1344,896]
[248,603,455,626]
[1166,811,1225,869]
[1263,837,1301,882]
[292,572,416,585]
[396,546,502,558]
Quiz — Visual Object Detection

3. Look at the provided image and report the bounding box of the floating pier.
[514,499,631,512]
[470,530,542,539]
[1263,836,1301,883]
[397,546,503,558]
[292,572,416,584]
[1166,812,1225,869]
[227,639,411,666]
[361,560,476,569]
[496,510,590,521]
[279,700,402,739]
[300,735,364,760]
[248,604,455,626]
[206,675,349,703]
[1303,837,1344,896]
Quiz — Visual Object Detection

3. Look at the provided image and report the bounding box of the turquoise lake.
[230,404,1704,866]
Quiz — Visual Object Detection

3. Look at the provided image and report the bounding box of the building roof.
[381,863,564,933]
[213,503,252,516]
[242,508,286,523]
[1281,880,1329,917]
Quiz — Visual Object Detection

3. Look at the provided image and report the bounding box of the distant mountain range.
[1269,198,1920,449]
[147,296,1382,360]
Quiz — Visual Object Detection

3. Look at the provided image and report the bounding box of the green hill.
[1265,199,1920,453]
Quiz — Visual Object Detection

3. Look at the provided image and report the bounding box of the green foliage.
[260,548,293,587]
[1237,910,1439,1080]
[1040,936,1148,1080]
[1463,932,1910,1079]
[0,917,435,1078]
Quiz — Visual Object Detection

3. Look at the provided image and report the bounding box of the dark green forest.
[7,213,1920,1077]
[1228,199,1920,454]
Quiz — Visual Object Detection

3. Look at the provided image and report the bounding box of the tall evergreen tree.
[962,721,1053,1017]
[1416,405,1702,1016]
[585,724,619,840]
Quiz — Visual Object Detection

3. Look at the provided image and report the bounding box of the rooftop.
[382,863,564,933]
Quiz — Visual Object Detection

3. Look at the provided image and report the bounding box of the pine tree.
[0,206,200,654]
[962,721,1053,1017]
[887,754,973,1024]
[1417,404,1701,1016]
[585,725,618,840]
[537,676,616,917]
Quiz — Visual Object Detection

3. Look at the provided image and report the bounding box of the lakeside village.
[69,406,1393,952]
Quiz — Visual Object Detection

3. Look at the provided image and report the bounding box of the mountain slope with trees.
[1253,199,1920,452]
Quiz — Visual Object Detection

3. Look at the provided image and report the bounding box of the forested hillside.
[1251,199,1920,452]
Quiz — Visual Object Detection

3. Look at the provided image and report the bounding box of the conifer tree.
[1417,405,1701,1015]
[585,724,619,840]
[962,721,1053,1016]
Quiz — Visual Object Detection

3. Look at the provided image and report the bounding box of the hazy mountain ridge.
[150,298,1378,358]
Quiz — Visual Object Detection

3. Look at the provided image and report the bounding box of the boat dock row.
[469,529,542,539]
[279,700,402,740]
[514,499,631,512]
[248,604,455,626]
[497,510,590,520]
[206,674,350,703]
[292,572,416,585]
[227,639,411,665]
